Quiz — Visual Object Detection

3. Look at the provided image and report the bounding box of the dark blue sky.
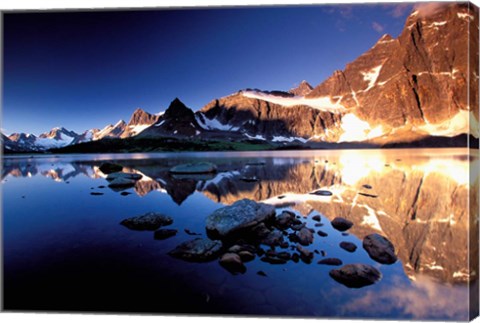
[3,3,413,135]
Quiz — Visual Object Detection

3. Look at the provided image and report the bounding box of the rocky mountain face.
[198,3,479,144]
[120,108,161,138]
[138,98,204,139]
[289,80,313,96]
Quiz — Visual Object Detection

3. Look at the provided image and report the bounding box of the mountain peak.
[289,80,313,96]
[127,108,160,126]
[164,98,194,119]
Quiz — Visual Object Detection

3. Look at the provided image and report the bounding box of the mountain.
[3,3,478,153]
[197,3,479,144]
[4,108,161,152]
[7,128,79,151]
[93,120,127,140]
[121,108,161,138]
[138,98,205,138]
[289,80,313,96]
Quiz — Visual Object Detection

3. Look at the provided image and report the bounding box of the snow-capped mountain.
[120,108,161,138]
[6,128,79,151]
[3,3,478,152]
[4,108,161,152]
[196,3,479,144]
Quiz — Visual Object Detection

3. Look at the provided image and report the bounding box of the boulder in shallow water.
[120,212,173,231]
[331,217,353,232]
[154,229,178,240]
[329,264,382,288]
[99,162,123,174]
[169,162,217,174]
[275,210,296,229]
[108,177,137,189]
[318,258,343,266]
[168,238,223,262]
[362,233,397,264]
[206,199,275,238]
[310,190,333,196]
[296,227,314,246]
[219,253,246,274]
[106,172,143,181]
[339,241,357,253]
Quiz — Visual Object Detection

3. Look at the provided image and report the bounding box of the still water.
[2,148,477,319]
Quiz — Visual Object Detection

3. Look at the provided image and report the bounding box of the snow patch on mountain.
[195,114,239,131]
[128,124,150,136]
[417,109,479,138]
[241,90,347,113]
[361,65,383,91]
[338,114,385,142]
[35,135,75,148]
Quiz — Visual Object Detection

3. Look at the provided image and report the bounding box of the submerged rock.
[108,177,137,189]
[99,162,123,174]
[169,162,217,174]
[296,244,313,263]
[205,199,275,238]
[310,190,333,196]
[331,217,353,232]
[261,229,285,247]
[317,230,328,237]
[318,258,343,266]
[312,215,322,222]
[168,238,222,262]
[275,210,296,229]
[154,229,178,240]
[296,227,314,246]
[363,234,397,264]
[106,172,143,181]
[90,192,104,196]
[339,241,357,253]
[219,253,246,274]
[329,264,382,288]
[238,250,255,262]
[120,212,173,231]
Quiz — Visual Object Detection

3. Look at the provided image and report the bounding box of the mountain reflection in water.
[3,149,476,288]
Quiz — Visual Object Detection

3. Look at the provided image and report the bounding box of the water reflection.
[2,149,477,288]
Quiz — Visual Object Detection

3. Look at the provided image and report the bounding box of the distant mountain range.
[3,3,478,153]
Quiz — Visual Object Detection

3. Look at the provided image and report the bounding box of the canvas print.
[1,1,479,321]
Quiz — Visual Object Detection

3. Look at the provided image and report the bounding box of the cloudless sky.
[3,3,413,135]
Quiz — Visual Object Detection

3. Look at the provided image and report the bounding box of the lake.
[2,148,477,320]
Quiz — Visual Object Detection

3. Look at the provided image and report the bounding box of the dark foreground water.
[2,149,477,320]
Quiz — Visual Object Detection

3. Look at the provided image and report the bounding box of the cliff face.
[198,3,479,144]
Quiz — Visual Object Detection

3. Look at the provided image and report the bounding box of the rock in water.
[329,264,382,288]
[339,241,357,252]
[318,258,343,266]
[205,199,275,238]
[310,190,333,196]
[363,234,397,264]
[154,229,178,240]
[106,172,143,181]
[275,210,296,229]
[331,217,353,232]
[219,253,246,274]
[168,238,222,262]
[108,177,137,189]
[169,162,217,174]
[296,227,314,246]
[99,162,123,174]
[120,212,173,231]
